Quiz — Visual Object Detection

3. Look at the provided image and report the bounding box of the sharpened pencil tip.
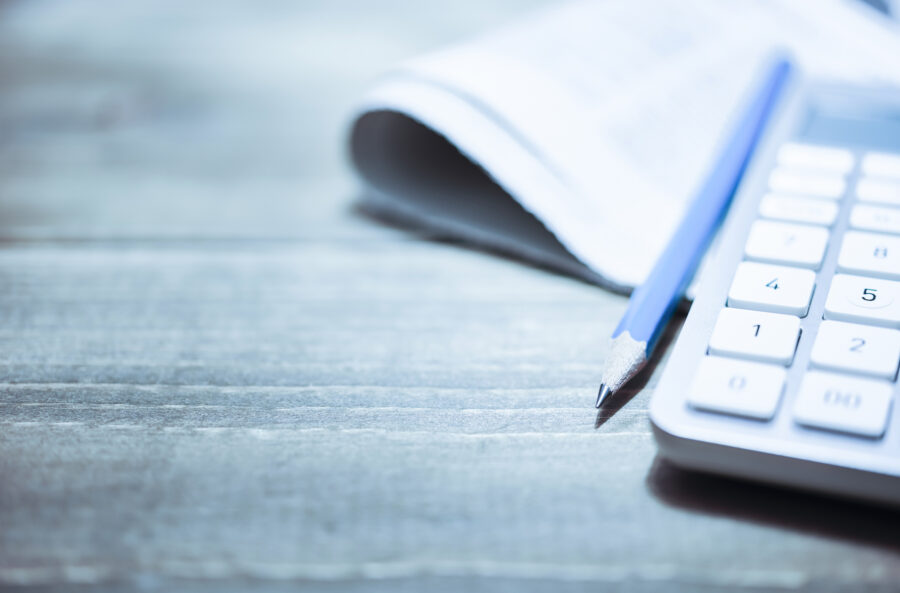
[595,384,612,408]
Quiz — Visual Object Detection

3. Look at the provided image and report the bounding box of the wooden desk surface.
[1,2,899,591]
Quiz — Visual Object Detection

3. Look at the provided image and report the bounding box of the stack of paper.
[349,0,900,292]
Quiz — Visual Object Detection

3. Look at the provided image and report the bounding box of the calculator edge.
[648,75,900,506]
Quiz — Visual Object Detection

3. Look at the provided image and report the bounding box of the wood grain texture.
[1,1,900,591]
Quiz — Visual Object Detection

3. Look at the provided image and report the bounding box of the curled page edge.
[348,76,638,294]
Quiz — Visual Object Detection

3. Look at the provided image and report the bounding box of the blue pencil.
[596,57,794,408]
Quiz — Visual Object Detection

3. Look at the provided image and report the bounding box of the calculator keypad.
[690,143,900,442]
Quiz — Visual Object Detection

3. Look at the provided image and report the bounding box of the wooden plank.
[0,242,622,389]
[3,422,900,590]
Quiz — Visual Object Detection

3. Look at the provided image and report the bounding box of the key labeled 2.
[708,307,800,365]
[809,320,900,380]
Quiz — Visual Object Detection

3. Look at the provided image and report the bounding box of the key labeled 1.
[708,307,801,365]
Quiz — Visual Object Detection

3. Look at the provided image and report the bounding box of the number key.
[744,220,829,270]
[837,231,900,280]
[793,371,893,438]
[708,307,800,365]
[688,356,786,420]
[809,320,900,380]
[727,261,816,316]
[824,274,900,328]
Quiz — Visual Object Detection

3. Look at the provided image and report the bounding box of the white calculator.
[650,80,900,506]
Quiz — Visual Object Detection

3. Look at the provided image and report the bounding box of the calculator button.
[862,151,900,180]
[836,231,900,280]
[809,320,900,380]
[708,307,800,365]
[849,204,900,235]
[793,371,892,438]
[823,274,900,328]
[744,220,829,270]
[687,356,785,420]
[768,167,846,199]
[727,262,816,316]
[856,178,900,206]
[758,194,838,227]
[777,143,854,174]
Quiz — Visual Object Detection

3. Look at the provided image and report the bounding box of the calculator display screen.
[799,91,900,151]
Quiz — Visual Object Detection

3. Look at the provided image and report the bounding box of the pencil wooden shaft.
[596,57,793,407]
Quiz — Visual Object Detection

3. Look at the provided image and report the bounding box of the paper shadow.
[647,455,900,553]
[352,196,591,285]
[348,109,628,292]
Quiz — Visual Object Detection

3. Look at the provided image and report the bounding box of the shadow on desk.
[647,456,900,553]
